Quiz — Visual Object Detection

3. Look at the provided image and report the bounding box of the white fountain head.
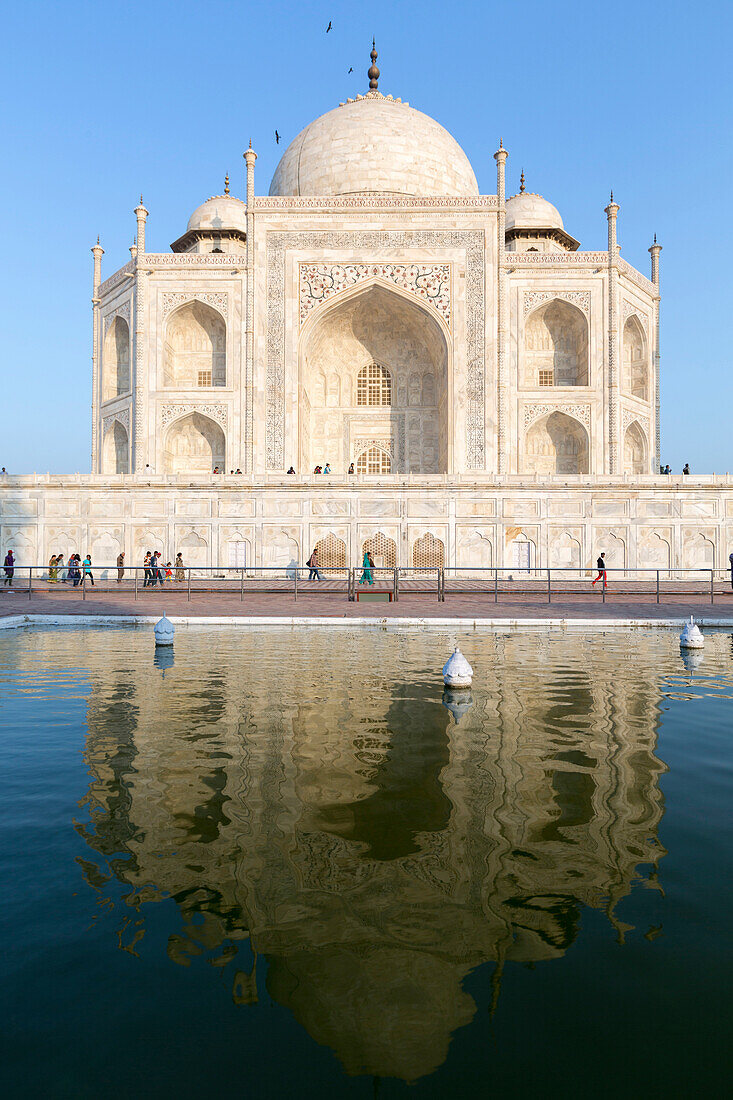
[442,646,473,688]
[679,616,704,649]
[154,613,175,646]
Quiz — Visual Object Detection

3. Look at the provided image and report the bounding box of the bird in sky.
[275,130,280,144]
[326,21,332,33]
[348,67,353,73]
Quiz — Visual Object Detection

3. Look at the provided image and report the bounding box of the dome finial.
[368,38,379,91]
[224,173,230,195]
[519,169,525,193]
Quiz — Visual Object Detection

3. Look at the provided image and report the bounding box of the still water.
[1,626,732,1097]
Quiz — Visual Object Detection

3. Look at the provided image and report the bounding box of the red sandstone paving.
[2,581,733,621]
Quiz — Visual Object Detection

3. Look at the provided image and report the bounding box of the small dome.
[505,191,564,231]
[269,94,478,199]
[187,195,247,232]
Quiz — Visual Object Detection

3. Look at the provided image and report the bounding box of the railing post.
[602,570,606,603]
[240,567,244,602]
[187,568,191,602]
[82,570,86,601]
[28,566,32,601]
[294,566,298,602]
[547,567,551,604]
[494,567,498,603]
[656,569,660,604]
[134,568,138,600]
[393,567,398,603]
[710,568,714,605]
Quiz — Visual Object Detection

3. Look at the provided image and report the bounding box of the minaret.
[91,237,104,472]
[494,139,508,474]
[244,142,257,472]
[649,234,662,471]
[133,196,149,472]
[605,191,620,474]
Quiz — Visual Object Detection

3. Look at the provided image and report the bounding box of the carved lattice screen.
[314,533,347,575]
[362,531,397,571]
[412,533,445,569]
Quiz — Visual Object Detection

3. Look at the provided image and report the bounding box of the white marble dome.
[187,194,247,232]
[269,94,479,198]
[505,191,564,231]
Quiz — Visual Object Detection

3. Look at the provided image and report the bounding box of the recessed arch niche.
[623,421,647,475]
[524,412,589,475]
[163,412,225,474]
[299,283,449,474]
[524,300,589,387]
[103,316,130,400]
[102,419,129,474]
[164,301,226,388]
[622,316,648,400]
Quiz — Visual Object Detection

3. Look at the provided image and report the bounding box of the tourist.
[287,466,296,474]
[175,552,185,582]
[48,554,58,583]
[82,553,95,586]
[70,555,81,587]
[313,465,321,474]
[591,552,607,589]
[213,466,220,474]
[359,549,374,586]
[1,467,6,474]
[164,561,173,582]
[117,551,125,583]
[307,548,321,581]
[347,462,354,474]
[235,468,242,474]
[3,548,15,588]
[664,464,671,475]
[57,553,67,583]
[683,463,690,475]
[143,551,152,587]
[149,551,160,586]
[324,463,331,474]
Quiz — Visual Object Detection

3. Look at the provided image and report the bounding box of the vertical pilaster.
[649,235,662,472]
[133,197,148,473]
[244,143,257,474]
[605,193,620,474]
[494,141,508,474]
[91,239,104,472]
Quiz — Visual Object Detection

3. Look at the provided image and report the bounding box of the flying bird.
[326,21,332,32]
[275,130,280,144]
[348,67,353,73]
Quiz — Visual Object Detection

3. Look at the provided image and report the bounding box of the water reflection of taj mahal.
[73,631,667,1082]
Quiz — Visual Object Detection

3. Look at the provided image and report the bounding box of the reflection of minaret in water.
[76,631,668,1082]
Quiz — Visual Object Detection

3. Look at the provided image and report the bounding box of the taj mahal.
[1,48,730,574]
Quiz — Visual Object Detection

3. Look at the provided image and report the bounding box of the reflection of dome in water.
[269,47,478,199]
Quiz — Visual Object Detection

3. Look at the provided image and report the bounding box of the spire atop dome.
[224,173,230,195]
[519,169,525,193]
[368,39,379,91]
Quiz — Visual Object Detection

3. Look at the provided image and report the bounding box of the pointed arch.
[163,412,225,474]
[622,315,648,400]
[102,419,129,474]
[524,299,589,387]
[412,532,445,569]
[164,300,226,388]
[524,411,589,474]
[103,316,130,400]
[299,281,450,475]
[623,421,647,475]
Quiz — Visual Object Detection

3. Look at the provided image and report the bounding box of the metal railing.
[3,563,733,605]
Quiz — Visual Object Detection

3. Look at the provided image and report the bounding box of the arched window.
[357,362,392,406]
[356,447,392,474]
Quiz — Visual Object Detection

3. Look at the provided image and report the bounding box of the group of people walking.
[45,553,94,586]
[141,551,185,586]
[305,548,377,584]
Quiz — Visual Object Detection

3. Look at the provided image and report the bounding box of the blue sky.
[1,0,731,473]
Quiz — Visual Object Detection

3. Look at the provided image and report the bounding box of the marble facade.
[2,59,723,572]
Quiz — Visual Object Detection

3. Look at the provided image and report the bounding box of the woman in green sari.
[359,550,374,586]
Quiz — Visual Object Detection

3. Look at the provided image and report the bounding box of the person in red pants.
[592,552,607,589]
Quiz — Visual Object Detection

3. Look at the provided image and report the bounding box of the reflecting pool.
[1,627,732,1097]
